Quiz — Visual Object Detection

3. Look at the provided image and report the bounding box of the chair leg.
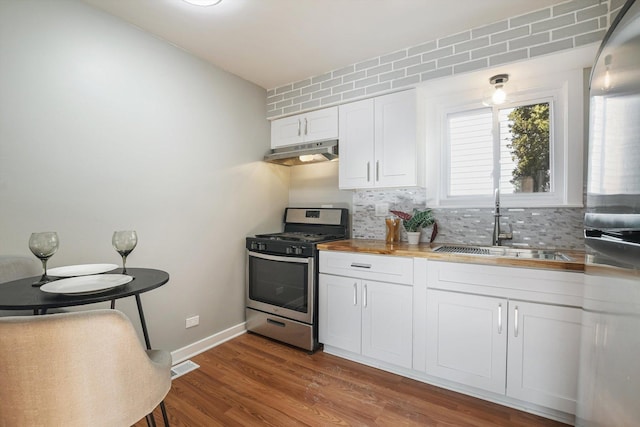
[160,400,170,426]
[145,413,157,427]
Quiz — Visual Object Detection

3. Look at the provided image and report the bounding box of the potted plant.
[390,208,436,244]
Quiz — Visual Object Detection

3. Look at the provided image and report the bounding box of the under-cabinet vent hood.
[263,140,338,166]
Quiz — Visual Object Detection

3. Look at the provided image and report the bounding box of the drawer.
[319,251,413,285]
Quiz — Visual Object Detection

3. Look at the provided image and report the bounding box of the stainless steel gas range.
[245,207,349,352]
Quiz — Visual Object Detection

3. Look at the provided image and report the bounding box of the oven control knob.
[285,246,293,254]
[258,243,267,251]
[293,246,303,255]
[250,242,258,250]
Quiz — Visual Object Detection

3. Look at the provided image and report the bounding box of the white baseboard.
[171,322,246,365]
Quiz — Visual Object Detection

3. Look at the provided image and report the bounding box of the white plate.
[47,263,118,277]
[40,274,133,295]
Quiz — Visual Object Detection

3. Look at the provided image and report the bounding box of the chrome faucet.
[492,188,513,246]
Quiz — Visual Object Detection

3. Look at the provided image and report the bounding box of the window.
[446,100,553,198]
[423,67,584,208]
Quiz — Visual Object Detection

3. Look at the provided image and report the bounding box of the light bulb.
[299,155,315,162]
[182,0,222,6]
[492,86,507,104]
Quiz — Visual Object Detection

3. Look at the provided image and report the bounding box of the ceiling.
[81,0,569,90]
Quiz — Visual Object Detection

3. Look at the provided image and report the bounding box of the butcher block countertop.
[317,239,585,272]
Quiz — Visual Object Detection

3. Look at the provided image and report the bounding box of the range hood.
[263,140,338,166]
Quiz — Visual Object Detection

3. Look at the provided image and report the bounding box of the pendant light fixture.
[483,74,510,106]
[182,0,222,6]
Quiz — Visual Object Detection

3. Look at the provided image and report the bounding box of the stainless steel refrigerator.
[578,0,640,425]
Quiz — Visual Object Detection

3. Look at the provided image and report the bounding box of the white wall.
[288,161,352,211]
[0,0,289,351]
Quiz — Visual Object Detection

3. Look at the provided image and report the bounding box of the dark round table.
[0,267,169,349]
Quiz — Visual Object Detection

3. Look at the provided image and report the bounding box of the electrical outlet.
[185,315,199,329]
[375,203,389,217]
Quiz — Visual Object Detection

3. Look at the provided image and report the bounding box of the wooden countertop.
[317,239,585,272]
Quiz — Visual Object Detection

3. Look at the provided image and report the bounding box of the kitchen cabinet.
[423,260,583,415]
[318,251,413,368]
[506,301,581,414]
[270,106,338,148]
[339,90,419,189]
[426,289,507,394]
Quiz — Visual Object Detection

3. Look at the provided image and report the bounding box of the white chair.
[0,309,171,426]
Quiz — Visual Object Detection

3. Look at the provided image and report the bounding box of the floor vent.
[171,360,200,380]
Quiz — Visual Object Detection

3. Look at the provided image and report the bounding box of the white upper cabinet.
[270,106,338,148]
[339,90,419,189]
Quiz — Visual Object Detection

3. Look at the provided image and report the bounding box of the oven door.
[246,251,314,324]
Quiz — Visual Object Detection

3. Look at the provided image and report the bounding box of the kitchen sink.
[432,245,573,262]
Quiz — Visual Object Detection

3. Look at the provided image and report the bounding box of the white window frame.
[423,68,584,209]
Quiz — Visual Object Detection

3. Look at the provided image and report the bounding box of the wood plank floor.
[137,333,569,426]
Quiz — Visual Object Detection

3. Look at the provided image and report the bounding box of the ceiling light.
[483,74,510,106]
[182,0,222,6]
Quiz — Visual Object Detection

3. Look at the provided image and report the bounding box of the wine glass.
[112,230,137,274]
[28,232,59,286]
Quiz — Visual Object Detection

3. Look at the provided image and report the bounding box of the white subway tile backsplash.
[266,0,610,120]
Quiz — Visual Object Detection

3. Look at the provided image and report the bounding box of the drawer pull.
[353,283,357,306]
[267,318,286,328]
[350,263,371,269]
[363,284,368,308]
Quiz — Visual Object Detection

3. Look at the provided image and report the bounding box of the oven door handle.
[248,251,311,264]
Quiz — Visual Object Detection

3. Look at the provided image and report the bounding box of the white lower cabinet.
[319,273,413,368]
[426,288,581,414]
[506,300,581,414]
[426,289,507,394]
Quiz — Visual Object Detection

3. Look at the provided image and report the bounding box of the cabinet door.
[426,289,507,394]
[304,107,338,142]
[374,90,417,187]
[318,274,361,353]
[271,114,303,148]
[507,301,581,414]
[338,99,375,189]
[362,280,413,368]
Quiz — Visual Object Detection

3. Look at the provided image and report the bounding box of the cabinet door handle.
[367,162,371,182]
[363,284,368,308]
[304,118,308,135]
[350,262,371,269]
[498,303,503,334]
[514,305,519,337]
[297,118,301,136]
[353,283,357,306]
[376,161,380,181]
